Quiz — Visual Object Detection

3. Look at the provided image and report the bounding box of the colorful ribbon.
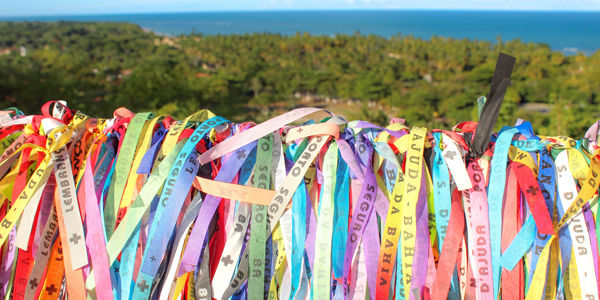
[4,58,600,300]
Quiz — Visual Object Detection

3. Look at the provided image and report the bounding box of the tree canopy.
[1,21,599,136]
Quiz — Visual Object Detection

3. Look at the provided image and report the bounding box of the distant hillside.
[1,21,599,136]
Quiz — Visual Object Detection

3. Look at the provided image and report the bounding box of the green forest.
[1,21,599,137]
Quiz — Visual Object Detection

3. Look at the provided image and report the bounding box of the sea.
[2,10,599,54]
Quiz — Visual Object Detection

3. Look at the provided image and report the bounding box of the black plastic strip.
[470,53,516,158]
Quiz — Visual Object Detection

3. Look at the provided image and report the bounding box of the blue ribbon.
[488,126,519,299]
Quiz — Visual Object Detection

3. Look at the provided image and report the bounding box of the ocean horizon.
[2,10,599,54]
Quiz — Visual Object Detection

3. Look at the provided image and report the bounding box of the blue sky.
[2,0,600,16]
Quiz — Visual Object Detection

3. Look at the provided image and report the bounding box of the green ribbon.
[248,133,273,300]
